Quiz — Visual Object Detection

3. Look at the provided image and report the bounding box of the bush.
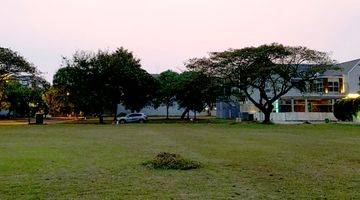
[334,98,360,121]
[143,152,201,170]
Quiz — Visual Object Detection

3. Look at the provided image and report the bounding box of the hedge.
[333,97,360,121]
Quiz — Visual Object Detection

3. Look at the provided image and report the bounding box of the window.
[328,81,339,92]
[308,99,333,112]
[294,100,305,112]
[279,99,292,112]
[315,80,323,93]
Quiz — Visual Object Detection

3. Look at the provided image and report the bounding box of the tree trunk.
[263,111,271,124]
[181,108,189,119]
[194,111,197,119]
[263,104,274,124]
[99,114,104,124]
[166,105,169,119]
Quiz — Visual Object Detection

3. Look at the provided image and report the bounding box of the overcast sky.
[1,0,360,82]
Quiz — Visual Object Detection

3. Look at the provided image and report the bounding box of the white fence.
[254,112,337,122]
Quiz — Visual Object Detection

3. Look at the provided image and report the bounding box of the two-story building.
[239,59,360,122]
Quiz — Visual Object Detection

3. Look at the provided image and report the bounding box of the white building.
[241,59,360,122]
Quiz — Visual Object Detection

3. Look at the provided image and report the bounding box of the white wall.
[254,112,337,122]
[347,62,360,93]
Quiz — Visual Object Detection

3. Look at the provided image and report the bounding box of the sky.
[1,0,360,82]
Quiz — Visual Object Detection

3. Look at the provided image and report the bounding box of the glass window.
[294,100,305,112]
[315,80,323,93]
[328,81,339,92]
[279,99,292,112]
[280,105,292,112]
[308,99,333,112]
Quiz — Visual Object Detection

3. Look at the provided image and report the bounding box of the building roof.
[322,58,360,77]
[315,58,360,77]
[337,58,360,73]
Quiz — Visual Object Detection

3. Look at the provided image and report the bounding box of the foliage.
[154,70,179,119]
[334,98,360,121]
[143,152,201,170]
[121,68,157,112]
[187,43,335,123]
[0,77,49,117]
[54,52,97,116]
[0,47,36,85]
[53,48,156,120]
[0,47,47,118]
[43,87,73,116]
[175,71,221,119]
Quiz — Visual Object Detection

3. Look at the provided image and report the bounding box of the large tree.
[53,52,95,117]
[0,76,49,118]
[43,86,73,116]
[53,48,156,122]
[96,48,156,114]
[187,44,334,123]
[0,47,36,84]
[0,47,41,117]
[175,71,221,119]
[154,70,179,119]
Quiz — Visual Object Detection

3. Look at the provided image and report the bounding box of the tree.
[0,47,36,85]
[187,43,334,123]
[53,53,94,117]
[95,48,156,116]
[175,71,220,119]
[0,47,40,116]
[43,87,73,116]
[53,48,156,123]
[154,70,179,119]
[0,76,49,118]
[121,68,157,113]
[1,80,32,117]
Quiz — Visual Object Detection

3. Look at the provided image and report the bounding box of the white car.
[117,113,148,124]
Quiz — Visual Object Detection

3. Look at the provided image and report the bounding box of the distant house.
[218,59,360,122]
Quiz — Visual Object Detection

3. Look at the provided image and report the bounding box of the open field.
[0,123,359,199]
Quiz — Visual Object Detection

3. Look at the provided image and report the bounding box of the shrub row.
[334,98,360,121]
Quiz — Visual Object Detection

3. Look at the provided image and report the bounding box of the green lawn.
[0,123,359,199]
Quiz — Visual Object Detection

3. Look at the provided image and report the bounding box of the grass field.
[0,122,359,199]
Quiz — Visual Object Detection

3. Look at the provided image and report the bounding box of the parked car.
[116,113,148,124]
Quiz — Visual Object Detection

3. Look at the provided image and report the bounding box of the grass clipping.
[143,152,201,170]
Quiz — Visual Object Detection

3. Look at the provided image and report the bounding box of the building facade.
[223,59,360,122]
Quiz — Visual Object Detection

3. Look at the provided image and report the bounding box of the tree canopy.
[154,70,179,119]
[53,48,157,121]
[187,43,335,123]
[0,76,49,117]
[175,71,221,119]
[0,47,36,84]
[0,47,48,118]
